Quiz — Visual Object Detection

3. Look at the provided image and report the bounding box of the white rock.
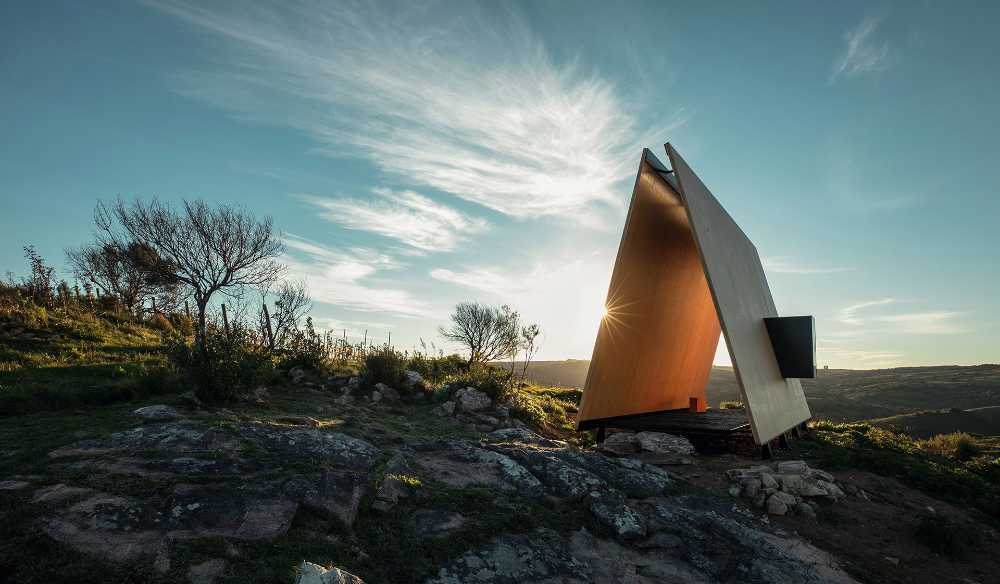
[454,387,492,412]
[441,401,456,416]
[133,405,181,421]
[401,370,423,388]
[635,432,696,455]
[776,460,808,474]
[760,473,779,490]
[766,495,789,515]
[295,561,365,584]
[371,391,383,403]
[741,477,762,498]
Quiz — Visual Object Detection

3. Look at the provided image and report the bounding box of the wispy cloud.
[875,311,967,335]
[831,14,892,82]
[299,189,488,253]
[282,234,431,318]
[763,257,853,275]
[837,298,896,325]
[835,298,967,334]
[151,0,685,223]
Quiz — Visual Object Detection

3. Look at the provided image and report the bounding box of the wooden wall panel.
[577,150,721,425]
[666,144,811,444]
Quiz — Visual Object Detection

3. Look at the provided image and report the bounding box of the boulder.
[374,383,400,401]
[289,367,307,384]
[454,387,492,412]
[295,561,365,584]
[133,405,181,421]
[766,494,789,516]
[599,431,640,455]
[776,460,809,474]
[441,401,456,416]
[401,370,424,390]
[635,431,696,455]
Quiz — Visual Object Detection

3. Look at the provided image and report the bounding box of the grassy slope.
[0,307,175,416]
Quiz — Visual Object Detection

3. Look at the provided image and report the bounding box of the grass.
[803,420,1000,520]
[0,305,182,416]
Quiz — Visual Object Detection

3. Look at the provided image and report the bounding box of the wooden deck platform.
[578,408,751,436]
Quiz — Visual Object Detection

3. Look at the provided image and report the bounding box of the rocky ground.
[1,372,998,583]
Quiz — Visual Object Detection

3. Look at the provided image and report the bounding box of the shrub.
[279,317,333,372]
[169,313,195,337]
[719,401,745,410]
[146,313,174,333]
[440,364,514,401]
[407,353,467,384]
[923,432,982,461]
[361,346,407,390]
[168,324,273,403]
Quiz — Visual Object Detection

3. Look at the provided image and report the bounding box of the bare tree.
[439,302,520,366]
[94,198,283,352]
[66,242,168,314]
[519,323,541,383]
[260,279,312,351]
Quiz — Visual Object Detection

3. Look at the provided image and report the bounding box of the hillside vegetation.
[520,360,1000,431]
[3,303,1000,583]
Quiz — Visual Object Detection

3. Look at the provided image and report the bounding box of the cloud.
[835,298,967,334]
[831,14,892,81]
[282,234,432,318]
[874,311,967,335]
[150,0,686,223]
[430,266,527,297]
[762,257,853,275]
[299,189,488,253]
[837,298,896,325]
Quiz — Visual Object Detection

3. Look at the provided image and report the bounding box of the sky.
[2,0,998,368]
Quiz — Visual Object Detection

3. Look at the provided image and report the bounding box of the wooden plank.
[665,144,811,445]
[576,150,721,426]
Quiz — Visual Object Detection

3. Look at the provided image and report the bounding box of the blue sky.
[2,0,998,368]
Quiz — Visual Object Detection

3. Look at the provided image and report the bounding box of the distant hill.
[518,360,1000,430]
[870,406,1000,439]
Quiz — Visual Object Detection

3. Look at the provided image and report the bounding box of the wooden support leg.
[760,441,774,460]
[595,425,606,444]
[778,432,791,449]
[792,425,803,438]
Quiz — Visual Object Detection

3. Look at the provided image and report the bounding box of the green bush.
[440,364,514,401]
[922,432,982,461]
[168,324,273,403]
[406,353,466,383]
[279,317,334,372]
[719,400,744,410]
[361,346,407,390]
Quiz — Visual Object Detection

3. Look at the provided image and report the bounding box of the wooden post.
[185,301,191,318]
[221,303,230,338]
[262,302,275,350]
[151,296,157,314]
[387,331,391,350]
